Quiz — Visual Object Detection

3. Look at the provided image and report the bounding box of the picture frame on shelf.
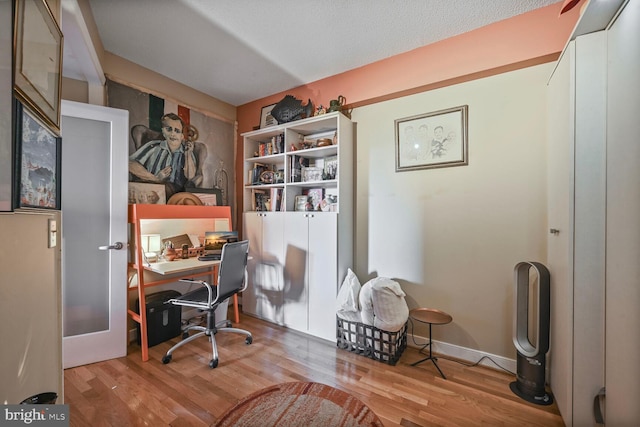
[14,0,63,132]
[259,103,277,129]
[304,188,324,211]
[128,182,167,205]
[185,187,222,206]
[295,195,308,212]
[15,101,61,210]
[395,105,468,172]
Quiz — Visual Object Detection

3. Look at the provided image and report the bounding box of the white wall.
[351,63,552,357]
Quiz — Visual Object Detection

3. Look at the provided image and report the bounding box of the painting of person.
[129,113,207,197]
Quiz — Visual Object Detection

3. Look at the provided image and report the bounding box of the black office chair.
[161,240,252,368]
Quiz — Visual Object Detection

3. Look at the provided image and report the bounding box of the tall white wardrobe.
[547,0,640,425]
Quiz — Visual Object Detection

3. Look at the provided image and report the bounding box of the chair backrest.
[216,240,249,303]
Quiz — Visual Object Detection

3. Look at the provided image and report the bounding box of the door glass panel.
[62,116,110,337]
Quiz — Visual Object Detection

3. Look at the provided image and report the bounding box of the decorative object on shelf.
[316,138,332,147]
[214,160,229,205]
[304,188,325,211]
[14,0,63,131]
[395,105,469,172]
[295,195,309,212]
[270,95,314,124]
[259,103,277,129]
[315,105,326,115]
[302,167,323,182]
[327,95,346,113]
[167,192,204,205]
[15,101,61,210]
[162,241,177,261]
[259,170,275,184]
[323,155,338,180]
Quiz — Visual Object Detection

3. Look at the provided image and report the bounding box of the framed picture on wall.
[14,101,61,210]
[395,105,468,172]
[0,0,13,211]
[14,0,63,132]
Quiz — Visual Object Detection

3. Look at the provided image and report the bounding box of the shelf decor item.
[259,103,277,129]
[395,105,468,172]
[270,95,314,124]
[14,101,61,209]
[14,0,63,131]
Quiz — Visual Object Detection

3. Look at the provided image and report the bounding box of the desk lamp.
[141,234,161,263]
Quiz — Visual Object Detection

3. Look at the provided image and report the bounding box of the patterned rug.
[215,381,384,427]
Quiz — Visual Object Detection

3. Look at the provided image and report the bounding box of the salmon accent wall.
[234,2,581,221]
[236,3,580,134]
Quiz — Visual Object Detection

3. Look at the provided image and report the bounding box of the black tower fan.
[510,261,553,405]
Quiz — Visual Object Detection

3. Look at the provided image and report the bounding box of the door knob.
[99,241,124,250]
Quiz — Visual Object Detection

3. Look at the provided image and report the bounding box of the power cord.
[408,317,516,376]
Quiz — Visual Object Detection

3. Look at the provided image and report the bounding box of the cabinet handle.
[593,387,605,424]
[549,228,560,235]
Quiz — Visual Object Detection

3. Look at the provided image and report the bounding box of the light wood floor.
[64,313,565,426]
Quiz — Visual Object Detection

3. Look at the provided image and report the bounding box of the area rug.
[215,381,384,427]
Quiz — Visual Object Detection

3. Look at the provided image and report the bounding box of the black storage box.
[336,316,407,365]
[136,290,182,347]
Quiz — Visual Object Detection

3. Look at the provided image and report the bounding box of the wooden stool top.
[410,308,452,325]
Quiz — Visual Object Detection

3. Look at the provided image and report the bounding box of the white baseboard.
[407,332,516,374]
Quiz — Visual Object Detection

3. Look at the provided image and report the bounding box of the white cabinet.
[242,112,354,342]
[547,33,607,426]
[242,212,285,325]
[283,212,338,342]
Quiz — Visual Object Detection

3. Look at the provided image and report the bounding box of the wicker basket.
[336,316,407,365]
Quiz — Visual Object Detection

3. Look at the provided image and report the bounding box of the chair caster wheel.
[182,331,189,339]
[209,359,218,369]
[245,336,253,345]
[162,355,172,364]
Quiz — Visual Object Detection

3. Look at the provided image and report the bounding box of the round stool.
[410,308,452,378]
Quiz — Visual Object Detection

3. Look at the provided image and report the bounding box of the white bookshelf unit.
[241,112,354,342]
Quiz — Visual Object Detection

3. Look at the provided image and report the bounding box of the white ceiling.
[63,0,563,106]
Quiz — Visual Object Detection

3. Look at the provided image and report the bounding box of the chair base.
[162,312,252,368]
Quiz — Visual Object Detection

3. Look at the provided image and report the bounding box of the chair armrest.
[179,278,216,305]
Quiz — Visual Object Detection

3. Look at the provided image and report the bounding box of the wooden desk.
[128,204,238,362]
[145,258,220,275]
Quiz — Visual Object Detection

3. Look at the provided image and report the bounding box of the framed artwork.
[395,105,468,172]
[0,0,13,211]
[259,103,277,129]
[128,182,166,205]
[295,195,308,212]
[15,101,61,209]
[14,0,63,132]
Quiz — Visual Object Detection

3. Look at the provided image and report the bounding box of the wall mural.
[106,79,234,207]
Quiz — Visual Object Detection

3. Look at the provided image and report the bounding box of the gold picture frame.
[14,0,63,132]
[395,105,468,172]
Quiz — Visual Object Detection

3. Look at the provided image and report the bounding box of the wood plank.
[64,313,565,426]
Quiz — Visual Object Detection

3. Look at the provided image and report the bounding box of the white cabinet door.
[243,212,285,324]
[307,213,338,342]
[283,213,310,332]
[243,213,262,318]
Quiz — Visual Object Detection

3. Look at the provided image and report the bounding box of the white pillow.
[336,268,361,314]
[370,277,409,332]
[359,279,375,325]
